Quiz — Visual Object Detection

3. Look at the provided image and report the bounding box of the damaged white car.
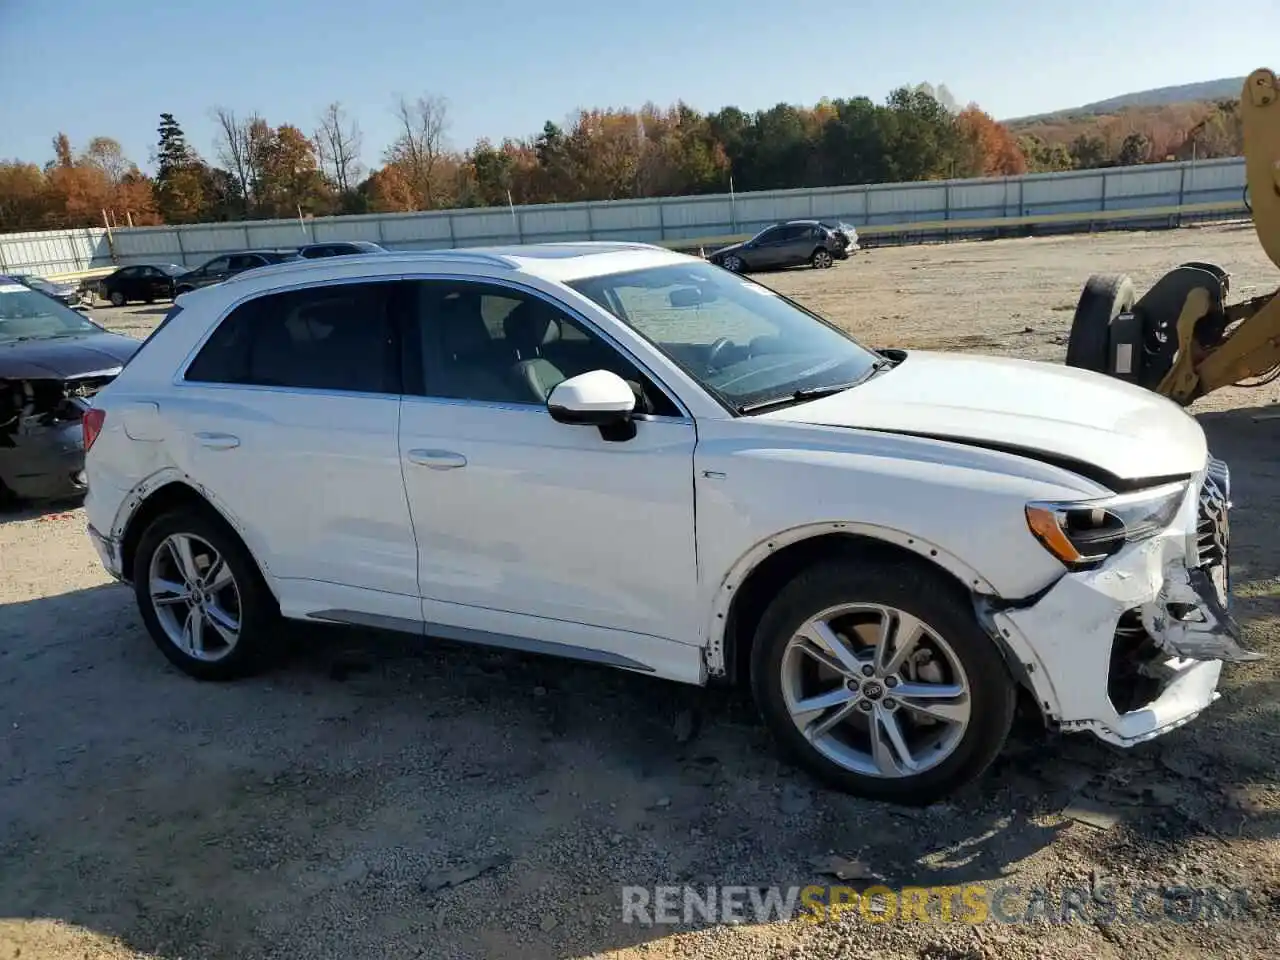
[82,244,1260,804]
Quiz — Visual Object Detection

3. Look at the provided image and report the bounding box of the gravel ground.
[2,223,1279,959]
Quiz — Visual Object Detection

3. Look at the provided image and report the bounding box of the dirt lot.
[3,223,1279,960]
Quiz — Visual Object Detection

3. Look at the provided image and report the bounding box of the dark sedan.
[708,220,858,274]
[98,263,188,306]
[0,276,139,503]
[173,250,299,295]
[296,240,387,259]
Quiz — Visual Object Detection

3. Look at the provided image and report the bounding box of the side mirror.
[547,370,637,440]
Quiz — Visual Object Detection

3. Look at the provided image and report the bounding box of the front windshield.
[0,282,99,342]
[159,263,188,275]
[568,262,881,412]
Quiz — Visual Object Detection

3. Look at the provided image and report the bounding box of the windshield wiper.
[736,357,896,415]
[737,382,862,415]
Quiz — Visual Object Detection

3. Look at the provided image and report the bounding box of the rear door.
[139,266,169,300]
[776,224,811,266]
[168,279,419,624]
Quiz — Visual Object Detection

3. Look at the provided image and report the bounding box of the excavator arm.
[1159,69,1280,403]
[1067,69,1280,406]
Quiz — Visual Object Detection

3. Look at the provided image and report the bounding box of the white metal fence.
[0,156,1248,278]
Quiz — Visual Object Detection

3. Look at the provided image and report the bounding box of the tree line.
[0,84,1246,234]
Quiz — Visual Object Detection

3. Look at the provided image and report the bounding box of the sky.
[1,0,1275,175]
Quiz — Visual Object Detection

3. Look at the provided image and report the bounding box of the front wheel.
[108,290,126,307]
[750,559,1016,805]
[810,248,834,269]
[133,508,280,681]
[722,254,744,273]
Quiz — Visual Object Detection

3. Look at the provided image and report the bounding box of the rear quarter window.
[119,304,184,370]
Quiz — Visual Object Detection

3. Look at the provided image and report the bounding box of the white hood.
[758,351,1207,482]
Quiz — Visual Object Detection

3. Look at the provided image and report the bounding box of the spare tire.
[1066,274,1134,373]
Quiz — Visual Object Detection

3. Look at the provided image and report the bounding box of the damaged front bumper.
[987,456,1260,747]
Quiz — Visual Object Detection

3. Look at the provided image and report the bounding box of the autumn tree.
[254,124,329,218]
[386,94,454,209]
[954,106,1027,177]
[0,162,48,231]
[314,101,363,208]
[1117,131,1152,166]
[154,113,212,223]
[213,106,271,215]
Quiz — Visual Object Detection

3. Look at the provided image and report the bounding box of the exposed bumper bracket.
[1141,565,1263,664]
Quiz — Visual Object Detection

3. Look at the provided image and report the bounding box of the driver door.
[747,226,787,268]
[395,277,702,662]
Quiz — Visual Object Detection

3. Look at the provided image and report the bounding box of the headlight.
[1025,481,1189,568]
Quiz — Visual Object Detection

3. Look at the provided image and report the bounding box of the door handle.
[194,431,240,450]
[407,449,467,470]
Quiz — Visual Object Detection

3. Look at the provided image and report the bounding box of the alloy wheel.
[778,603,971,778]
[147,532,243,662]
[813,250,833,269]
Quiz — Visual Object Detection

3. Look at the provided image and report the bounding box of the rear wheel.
[750,559,1016,805]
[1065,274,1134,374]
[133,508,279,681]
[810,248,834,269]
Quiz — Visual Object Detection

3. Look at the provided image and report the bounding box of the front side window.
[199,257,230,275]
[568,263,882,413]
[184,282,398,394]
[0,281,100,342]
[404,280,679,415]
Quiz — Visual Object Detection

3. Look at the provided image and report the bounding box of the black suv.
[173,251,299,295]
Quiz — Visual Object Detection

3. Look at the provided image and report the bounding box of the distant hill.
[1008,77,1245,125]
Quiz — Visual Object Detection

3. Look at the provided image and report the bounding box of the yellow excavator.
[1064,68,1280,405]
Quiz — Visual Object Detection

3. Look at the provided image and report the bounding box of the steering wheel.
[706,337,734,371]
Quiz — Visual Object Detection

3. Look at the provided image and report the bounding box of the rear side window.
[119,304,183,370]
[184,282,399,394]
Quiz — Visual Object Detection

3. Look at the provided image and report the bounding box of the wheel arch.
[707,523,1001,686]
[116,474,275,599]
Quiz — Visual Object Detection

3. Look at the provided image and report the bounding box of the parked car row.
[93,240,390,306]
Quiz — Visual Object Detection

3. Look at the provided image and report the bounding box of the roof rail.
[220,248,519,285]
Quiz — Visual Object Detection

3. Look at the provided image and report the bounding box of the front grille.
[1196,456,1230,570]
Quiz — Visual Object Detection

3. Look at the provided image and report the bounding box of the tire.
[108,290,126,307]
[810,248,834,269]
[1065,274,1134,373]
[132,508,280,681]
[749,558,1016,805]
[722,254,744,274]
